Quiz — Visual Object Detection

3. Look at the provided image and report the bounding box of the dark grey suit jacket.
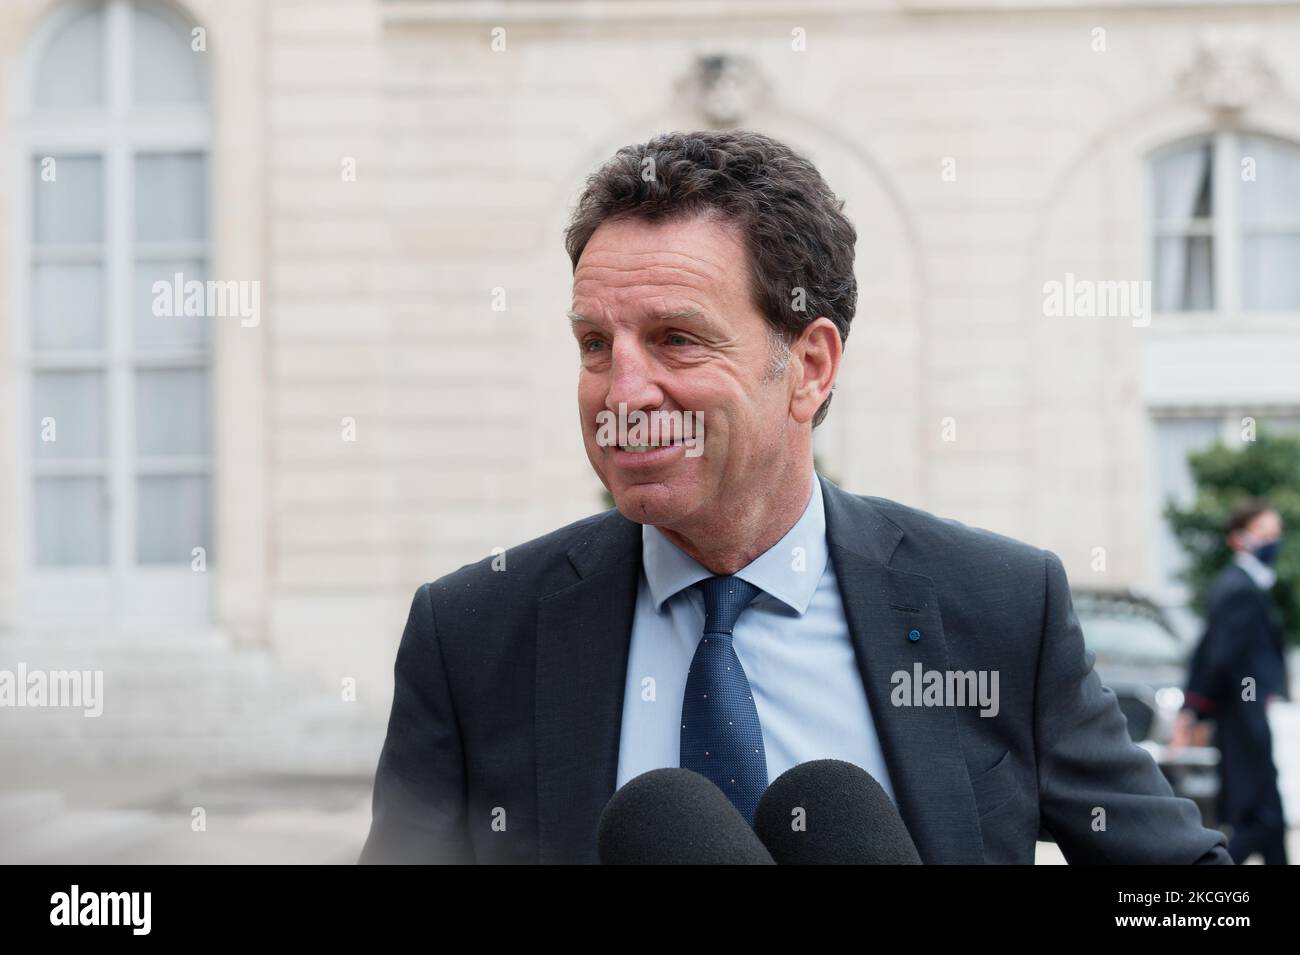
[360,474,1231,864]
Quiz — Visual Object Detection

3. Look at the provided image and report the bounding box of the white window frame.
[13,0,214,630]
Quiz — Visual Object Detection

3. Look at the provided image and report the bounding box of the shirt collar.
[641,470,828,615]
[1234,549,1277,590]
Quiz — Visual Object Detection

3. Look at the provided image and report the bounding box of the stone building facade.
[2,0,1298,774]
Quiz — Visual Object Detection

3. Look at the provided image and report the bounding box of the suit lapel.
[821,476,985,863]
[535,510,641,863]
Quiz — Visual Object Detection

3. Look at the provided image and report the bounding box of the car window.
[1077,613,1185,664]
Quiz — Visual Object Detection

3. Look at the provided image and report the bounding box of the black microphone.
[598,768,776,864]
[753,759,922,864]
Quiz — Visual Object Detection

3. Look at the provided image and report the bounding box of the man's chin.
[609,484,694,526]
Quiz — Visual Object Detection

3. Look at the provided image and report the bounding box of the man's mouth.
[616,439,687,453]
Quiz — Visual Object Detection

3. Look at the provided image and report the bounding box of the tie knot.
[697,575,762,635]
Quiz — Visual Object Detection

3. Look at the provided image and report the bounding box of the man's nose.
[604,343,663,413]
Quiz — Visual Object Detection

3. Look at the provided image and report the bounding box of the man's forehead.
[570,216,753,331]
[567,304,706,327]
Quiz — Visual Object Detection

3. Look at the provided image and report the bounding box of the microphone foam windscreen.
[754,759,922,864]
[598,768,776,864]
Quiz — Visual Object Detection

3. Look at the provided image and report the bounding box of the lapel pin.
[908,629,921,642]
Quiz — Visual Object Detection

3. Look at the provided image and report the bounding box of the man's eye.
[582,338,607,352]
[666,334,691,346]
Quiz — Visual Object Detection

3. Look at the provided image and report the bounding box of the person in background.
[1173,498,1290,864]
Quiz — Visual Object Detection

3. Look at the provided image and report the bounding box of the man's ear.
[789,317,842,425]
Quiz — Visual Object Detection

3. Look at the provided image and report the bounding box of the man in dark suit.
[360,129,1230,864]
[1174,499,1289,864]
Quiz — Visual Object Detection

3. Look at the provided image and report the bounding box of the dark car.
[1072,588,1220,827]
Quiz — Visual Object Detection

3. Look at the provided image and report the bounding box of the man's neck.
[655,468,815,575]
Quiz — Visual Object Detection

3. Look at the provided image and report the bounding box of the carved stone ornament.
[1178,28,1278,114]
[677,53,767,127]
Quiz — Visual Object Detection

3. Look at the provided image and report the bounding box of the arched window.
[1151,132,1300,314]
[21,0,212,624]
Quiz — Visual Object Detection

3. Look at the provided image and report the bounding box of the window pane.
[1154,418,1222,588]
[135,154,207,242]
[137,475,210,564]
[35,477,108,566]
[136,368,210,457]
[133,3,207,106]
[33,6,104,108]
[135,259,211,350]
[33,371,106,460]
[32,263,104,351]
[1242,234,1300,311]
[1239,136,1300,228]
[33,155,102,244]
[1153,236,1214,312]
[1152,141,1213,221]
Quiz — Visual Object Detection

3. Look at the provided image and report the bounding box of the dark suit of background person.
[1181,511,1289,865]
[359,472,1231,865]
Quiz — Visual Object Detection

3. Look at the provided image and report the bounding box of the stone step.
[2,634,386,776]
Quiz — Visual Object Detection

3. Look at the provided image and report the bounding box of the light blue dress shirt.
[614,472,897,805]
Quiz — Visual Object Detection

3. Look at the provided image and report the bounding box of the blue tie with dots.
[680,575,768,825]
